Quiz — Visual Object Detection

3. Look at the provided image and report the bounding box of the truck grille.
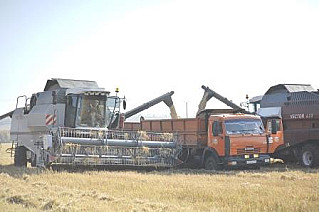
[237,147,260,155]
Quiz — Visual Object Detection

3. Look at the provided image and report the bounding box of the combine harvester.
[0,79,179,168]
[250,84,319,167]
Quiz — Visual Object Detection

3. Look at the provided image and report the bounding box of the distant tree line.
[0,130,10,143]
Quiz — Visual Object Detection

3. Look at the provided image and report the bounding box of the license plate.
[246,160,257,164]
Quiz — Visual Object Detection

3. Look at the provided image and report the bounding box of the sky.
[1,0,319,121]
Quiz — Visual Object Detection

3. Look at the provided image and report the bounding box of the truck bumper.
[225,154,271,167]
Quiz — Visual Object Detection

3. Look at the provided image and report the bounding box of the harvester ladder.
[5,141,16,158]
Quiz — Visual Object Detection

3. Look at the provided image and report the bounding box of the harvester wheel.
[14,146,27,167]
[300,144,319,168]
[30,152,37,167]
[204,155,219,170]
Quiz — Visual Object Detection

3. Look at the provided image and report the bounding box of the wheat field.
[0,143,319,212]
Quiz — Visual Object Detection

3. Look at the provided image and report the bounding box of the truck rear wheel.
[14,146,27,167]
[300,144,319,168]
[204,155,219,170]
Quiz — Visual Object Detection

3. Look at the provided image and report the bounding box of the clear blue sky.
[1,0,319,119]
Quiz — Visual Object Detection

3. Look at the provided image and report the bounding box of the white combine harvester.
[1,79,178,168]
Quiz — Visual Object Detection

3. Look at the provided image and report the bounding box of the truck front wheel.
[204,155,219,170]
[14,146,27,167]
[300,144,319,168]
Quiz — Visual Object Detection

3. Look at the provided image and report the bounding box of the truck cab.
[205,114,270,168]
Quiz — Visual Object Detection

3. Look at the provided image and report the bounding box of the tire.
[300,144,319,168]
[30,152,37,167]
[204,155,220,170]
[14,146,27,167]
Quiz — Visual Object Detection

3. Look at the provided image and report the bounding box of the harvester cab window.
[65,96,78,127]
[106,96,121,128]
[64,94,108,128]
[77,96,106,128]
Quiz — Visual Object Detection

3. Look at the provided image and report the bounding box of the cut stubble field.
[0,143,318,211]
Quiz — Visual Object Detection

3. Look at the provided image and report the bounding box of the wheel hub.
[302,151,313,166]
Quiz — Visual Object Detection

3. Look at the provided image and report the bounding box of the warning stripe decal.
[46,114,56,125]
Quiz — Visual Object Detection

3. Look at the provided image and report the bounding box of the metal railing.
[58,127,177,142]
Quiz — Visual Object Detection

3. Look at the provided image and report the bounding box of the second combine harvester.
[251,84,319,167]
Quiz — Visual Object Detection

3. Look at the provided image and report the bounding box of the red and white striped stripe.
[45,114,56,125]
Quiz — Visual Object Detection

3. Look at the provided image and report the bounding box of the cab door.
[266,118,284,153]
[208,118,225,156]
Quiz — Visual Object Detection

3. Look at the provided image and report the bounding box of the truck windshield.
[225,119,264,135]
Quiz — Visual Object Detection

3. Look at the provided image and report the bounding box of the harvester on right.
[250,84,319,167]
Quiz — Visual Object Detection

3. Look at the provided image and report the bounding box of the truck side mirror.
[271,119,277,134]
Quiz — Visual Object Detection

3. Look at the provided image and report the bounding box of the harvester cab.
[64,89,124,129]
